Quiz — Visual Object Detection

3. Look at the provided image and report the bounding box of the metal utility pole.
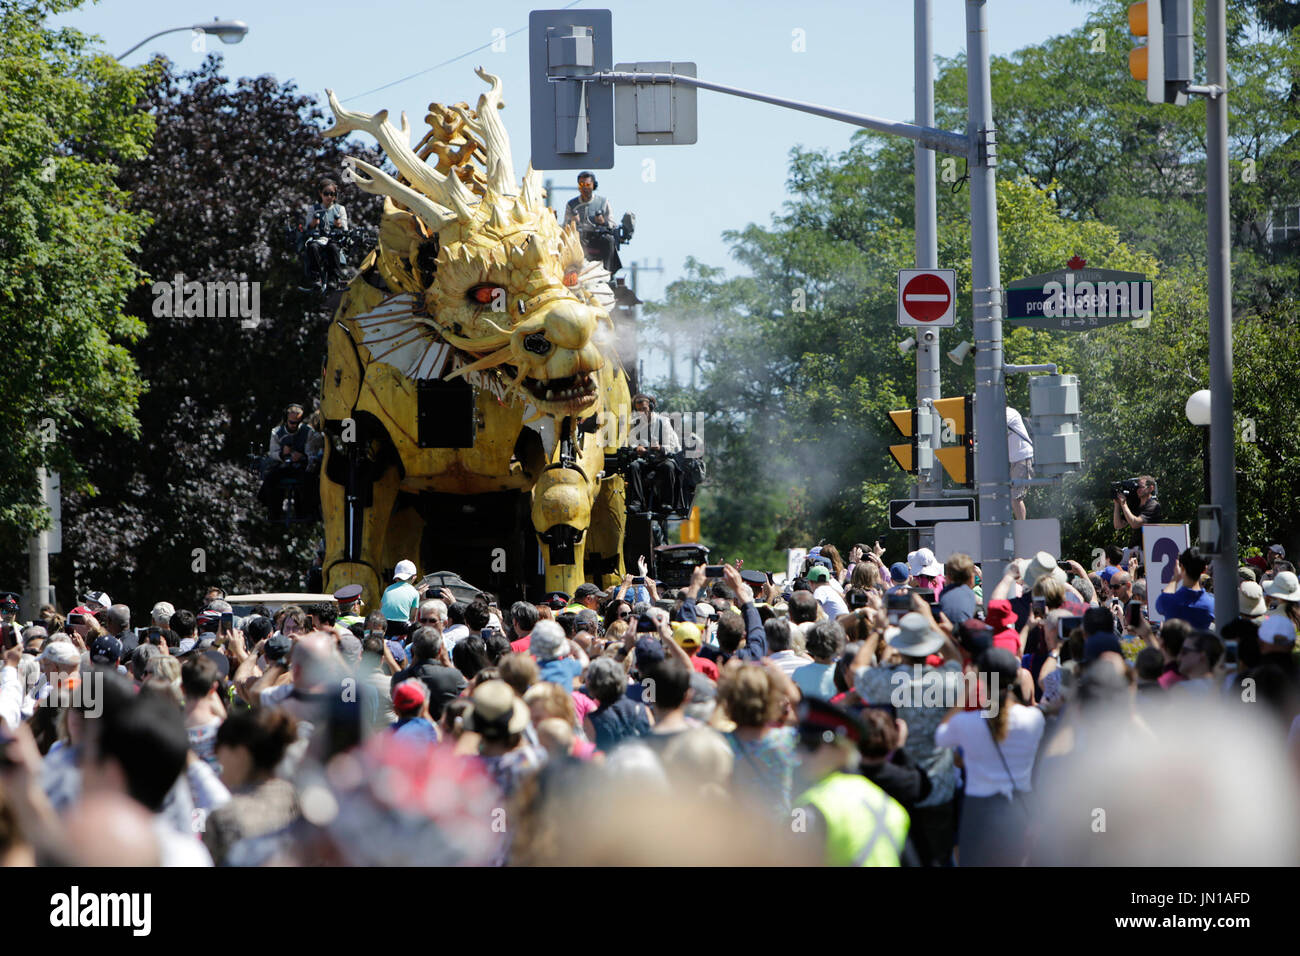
[542,177,579,212]
[628,259,666,383]
[1205,0,1238,621]
[966,0,1013,583]
[914,0,941,551]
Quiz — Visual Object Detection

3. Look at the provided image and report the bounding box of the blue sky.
[60,0,1100,302]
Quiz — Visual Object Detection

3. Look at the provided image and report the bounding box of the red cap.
[392,680,427,716]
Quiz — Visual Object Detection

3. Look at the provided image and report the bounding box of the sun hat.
[464,679,529,737]
[1239,581,1267,619]
[885,612,946,658]
[907,548,943,578]
[1023,552,1060,590]
[1264,571,1300,603]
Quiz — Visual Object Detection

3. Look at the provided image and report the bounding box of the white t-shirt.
[813,584,849,620]
[934,705,1045,797]
[1006,407,1034,463]
[442,623,469,651]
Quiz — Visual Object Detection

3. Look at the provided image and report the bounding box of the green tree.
[54,54,383,610]
[0,0,154,546]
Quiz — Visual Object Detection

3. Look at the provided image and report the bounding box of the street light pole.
[116,19,249,61]
[1205,0,1238,622]
[1185,388,1212,509]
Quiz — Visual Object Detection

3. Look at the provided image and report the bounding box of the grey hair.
[419,599,448,622]
[586,656,628,705]
[410,624,444,660]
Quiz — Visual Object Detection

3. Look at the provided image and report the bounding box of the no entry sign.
[898,269,956,327]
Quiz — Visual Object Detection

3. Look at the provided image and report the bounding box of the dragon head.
[324,69,613,419]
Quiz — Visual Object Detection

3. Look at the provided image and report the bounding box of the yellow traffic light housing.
[932,394,974,487]
[1128,0,1192,105]
[678,505,700,544]
[888,408,916,474]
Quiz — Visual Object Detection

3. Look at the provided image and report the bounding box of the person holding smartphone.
[612,555,653,606]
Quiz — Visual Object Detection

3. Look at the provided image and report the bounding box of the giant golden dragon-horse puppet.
[317,68,631,606]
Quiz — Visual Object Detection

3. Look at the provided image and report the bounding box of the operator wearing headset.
[564,171,619,272]
[628,393,681,454]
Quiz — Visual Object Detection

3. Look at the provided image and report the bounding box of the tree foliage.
[0,0,154,544]
[645,0,1300,568]
[46,54,383,610]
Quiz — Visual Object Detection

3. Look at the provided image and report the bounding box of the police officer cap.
[333,584,364,604]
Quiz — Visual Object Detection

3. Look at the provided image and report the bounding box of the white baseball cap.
[1258,612,1297,646]
[393,559,417,581]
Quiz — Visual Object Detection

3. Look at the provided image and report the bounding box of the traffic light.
[931,395,974,487]
[1028,375,1082,476]
[1128,0,1192,106]
[888,406,935,476]
[678,505,700,544]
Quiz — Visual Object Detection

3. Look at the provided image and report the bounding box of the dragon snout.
[541,298,599,350]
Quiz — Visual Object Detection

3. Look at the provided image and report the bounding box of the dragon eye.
[562,270,579,287]
[468,284,504,306]
[523,332,551,355]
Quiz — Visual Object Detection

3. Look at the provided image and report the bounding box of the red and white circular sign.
[901,272,952,322]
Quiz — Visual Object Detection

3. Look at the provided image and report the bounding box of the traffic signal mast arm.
[575,69,972,158]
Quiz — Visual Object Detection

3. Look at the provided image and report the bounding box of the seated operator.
[298,178,350,293]
[258,404,316,520]
[563,171,621,274]
[622,394,683,540]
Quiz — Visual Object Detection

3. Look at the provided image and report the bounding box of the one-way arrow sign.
[889,497,977,529]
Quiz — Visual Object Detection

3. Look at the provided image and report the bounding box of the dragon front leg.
[532,465,593,598]
[322,435,404,612]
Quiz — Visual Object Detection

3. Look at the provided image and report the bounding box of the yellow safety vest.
[796,772,909,867]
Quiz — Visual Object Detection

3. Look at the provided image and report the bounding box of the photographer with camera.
[1111,475,1161,546]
